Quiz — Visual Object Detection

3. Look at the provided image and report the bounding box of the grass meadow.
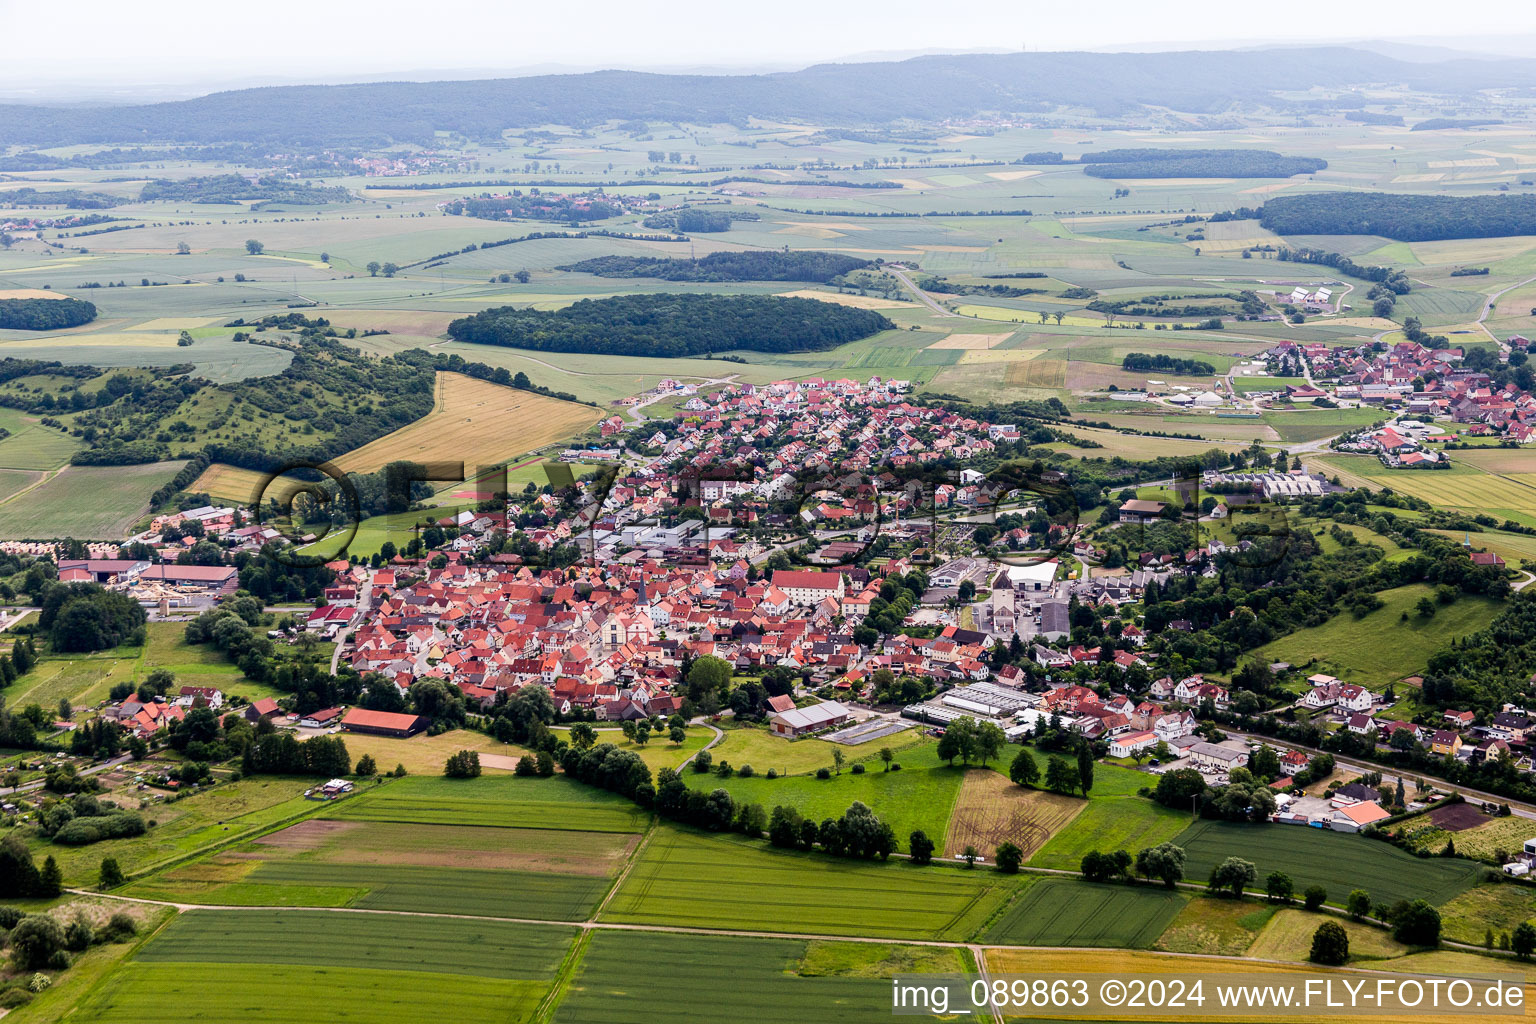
[1174,819,1485,909]
[325,774,652,832]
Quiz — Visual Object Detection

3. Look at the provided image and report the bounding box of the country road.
[888,266,959,316]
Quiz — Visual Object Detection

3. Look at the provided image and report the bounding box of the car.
[1148,758,1160,766]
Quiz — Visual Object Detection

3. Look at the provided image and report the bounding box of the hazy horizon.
[4,0,1536,103]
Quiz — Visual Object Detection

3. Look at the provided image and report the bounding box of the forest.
[0,187,124,209]
[556,251,872,283]
[1260,193,1536,241]
[0,298,98,331]
[446,294,895,358]
[440,191,626,223]
[138,174,354,205]
[1080,148,1327,179]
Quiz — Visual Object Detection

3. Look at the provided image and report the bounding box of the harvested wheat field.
[775,289,907,309]
[930,332,1010,350]
[0,288,67,300]
[943,771,1084,858]
[332,371,600,474]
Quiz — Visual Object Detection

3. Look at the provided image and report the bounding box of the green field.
[0,461,185,538]
[1252,583,1501,686]
[326,774,652,832]
[1029,797,1191,871]
[81,911,575,1024]
[984,877,1188,947]
[1174,819,1485,909]
[682,738,966,846]
[600,827,1017,941]
[555,931,984,1024]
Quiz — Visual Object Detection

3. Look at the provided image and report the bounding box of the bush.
[0,989,33,1009]
[98,912,137,943]
[995,842,1023,873]
[1310,921,1350,965]
[0,906,24,929]
[1303,885,1327,912]
[765,768,777,780]
[815,767,831,780]
[52,812,147,846]
[443,750,482,779]
[8,916,65,969]
[850,763,865,774]
[738,764,754,778]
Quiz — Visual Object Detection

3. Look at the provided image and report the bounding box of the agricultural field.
[942,770,1084,858]
[325,774,651,833]
[1028,797,1192,872]
[1153,897,1277,957]
[1315,453,1536,524]
[681,737,967,847]
[1251,583,1501,687]
[330,371,601,474]
[126,820,622,919]
[599,826,1018,941]
[0,461,185,538]
[1173,819,1485,910]
[702,722,925,776]
[78,910,577,1024]
[983,877,1188,948]
[554,931,985,1024]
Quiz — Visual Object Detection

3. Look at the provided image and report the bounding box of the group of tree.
[446,293,895,359]
[241,732,351,777]
[38,582,146,654]
[641,207,758,233]
[935,716,1007,767]
[1080,842,1186,887]
[1121,352,1217,376]
[761,800,897,859]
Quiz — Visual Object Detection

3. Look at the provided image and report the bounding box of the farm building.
[242,697,283,724]
[341,708,428,738]
[999,561,1057,593]
[1117,499,1167,524]
[768,700,851,738]
[1189,741,1249,770]
[300,707,344,729]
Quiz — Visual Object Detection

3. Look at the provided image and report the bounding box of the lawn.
[555,931,985,1024]
[983,877,1188,948]
[325,774,651,832]
[0,461,186,538]
[1153,896,1277,956]
[1246,907,1409,963]
[551,725,709,774]
[1173,818,1485,909]
[681,739,967,849]
[1251,583,1502,687]
[600,826,1018,941]
[703,721,926,777]
[336,729,532,776]
[1028,797,1190,871]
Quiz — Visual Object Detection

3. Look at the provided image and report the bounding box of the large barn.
[340,708,428,738]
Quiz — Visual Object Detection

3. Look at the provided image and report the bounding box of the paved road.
[888,267,959,317]
[1,753,132,798]
[329,574,373,675]
[1477,273,1536,345]
[1223,726,1536,821]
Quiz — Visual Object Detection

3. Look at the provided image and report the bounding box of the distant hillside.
[5,47,1536,147]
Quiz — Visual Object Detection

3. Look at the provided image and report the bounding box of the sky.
[3,0,1535,99]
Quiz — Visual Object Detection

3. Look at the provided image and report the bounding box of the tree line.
[556,251,873,283]
[1121,352,1216,375]
[1081,149,1326,179]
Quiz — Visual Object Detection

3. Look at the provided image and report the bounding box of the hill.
[7,48,1536,146]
